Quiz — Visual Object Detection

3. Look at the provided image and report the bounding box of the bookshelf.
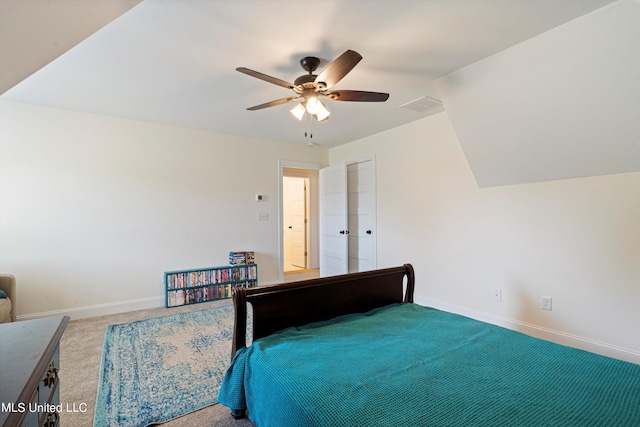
[165,264,258,308]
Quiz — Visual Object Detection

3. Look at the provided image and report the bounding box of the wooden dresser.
[0,316,69,427]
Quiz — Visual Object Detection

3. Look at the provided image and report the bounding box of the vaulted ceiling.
[2,0,638,187]
[436,0,640,186]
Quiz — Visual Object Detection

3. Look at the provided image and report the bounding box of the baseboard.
[16,296,165,321]
[414,297,640,365]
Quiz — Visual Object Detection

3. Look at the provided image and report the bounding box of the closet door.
[319,163,348,277]
[320,158,377,277]
[347,159,376,273]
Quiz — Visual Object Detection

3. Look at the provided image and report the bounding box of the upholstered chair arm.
[0,274,16,322]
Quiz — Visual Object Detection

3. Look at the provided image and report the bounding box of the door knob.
[366,230,372,234]
[339,230,345,234]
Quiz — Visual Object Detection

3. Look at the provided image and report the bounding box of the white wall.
[0,100,327,319]
[330,112,640,363]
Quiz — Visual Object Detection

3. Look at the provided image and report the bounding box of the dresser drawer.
[37,345,61,427]
[17,345,61,427]
[38,346,60,406]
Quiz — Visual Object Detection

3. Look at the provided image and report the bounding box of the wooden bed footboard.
[231,264,415,356]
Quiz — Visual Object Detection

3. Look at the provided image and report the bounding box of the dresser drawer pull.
[44,411,58,427]
[43,361,59,388]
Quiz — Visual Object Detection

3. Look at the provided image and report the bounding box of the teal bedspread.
[218,303,640,426]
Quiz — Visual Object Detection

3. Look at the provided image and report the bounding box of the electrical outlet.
[492,289,502,302]
[541,296,552,311]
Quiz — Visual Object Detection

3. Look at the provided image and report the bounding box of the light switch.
[257,211,269,220]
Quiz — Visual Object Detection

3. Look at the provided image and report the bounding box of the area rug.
[94,304,250,427]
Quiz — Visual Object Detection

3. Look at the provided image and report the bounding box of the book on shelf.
[165,263,258,308]
[229,251,255,265]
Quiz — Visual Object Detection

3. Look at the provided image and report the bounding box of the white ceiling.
[0,0,142,95]
[436,0,640,186]
[0,0,619,149]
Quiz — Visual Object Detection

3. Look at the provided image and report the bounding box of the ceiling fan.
[236,50,389,123]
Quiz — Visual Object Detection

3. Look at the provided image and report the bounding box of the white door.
[319,163,348,277]
[290,178,307,269]
[347,160,376,272]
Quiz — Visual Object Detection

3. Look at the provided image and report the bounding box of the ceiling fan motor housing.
[295,56,324,89]
[294,74,317,87]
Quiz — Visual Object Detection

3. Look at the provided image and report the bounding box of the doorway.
[278,161,321,283]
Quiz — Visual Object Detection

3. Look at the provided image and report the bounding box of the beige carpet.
[60,298,256,427]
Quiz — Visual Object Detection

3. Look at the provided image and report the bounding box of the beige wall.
[330,112,640,363]
[0,100,327,318]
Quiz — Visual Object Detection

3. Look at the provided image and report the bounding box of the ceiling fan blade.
[247,96,300,111]
[325,90,389,102]
[236,67,295,89]
[315,50,362,89]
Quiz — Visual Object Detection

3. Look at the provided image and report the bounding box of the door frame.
[278,160,323,283]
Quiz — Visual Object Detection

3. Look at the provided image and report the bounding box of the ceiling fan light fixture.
[315,104,330,121]
[305,96,322,115]
[290,103,306,120]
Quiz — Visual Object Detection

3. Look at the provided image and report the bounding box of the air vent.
[399,96,443,114]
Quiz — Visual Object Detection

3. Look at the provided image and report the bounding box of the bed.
[217,264,640,426]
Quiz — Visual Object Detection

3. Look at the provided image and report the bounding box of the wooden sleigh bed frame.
[230,264,415,357]
[220,264,640,426]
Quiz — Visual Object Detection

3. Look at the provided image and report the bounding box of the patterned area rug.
[94,304,249,427]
